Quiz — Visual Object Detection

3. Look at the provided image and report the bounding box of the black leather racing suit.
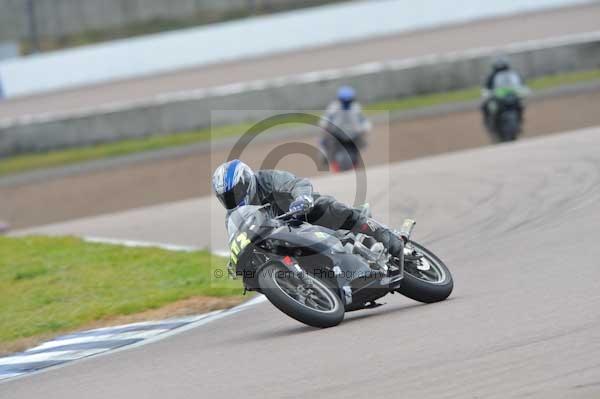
[250,170,404,258]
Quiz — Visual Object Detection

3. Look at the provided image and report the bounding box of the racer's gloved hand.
[289,195,314,215]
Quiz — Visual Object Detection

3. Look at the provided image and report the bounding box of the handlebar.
[275,209,306,221]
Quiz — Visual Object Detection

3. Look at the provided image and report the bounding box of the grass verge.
[1,68,599,178]
[0,236,243,355]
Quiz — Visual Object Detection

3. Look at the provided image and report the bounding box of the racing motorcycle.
[482,70,531,142]
[320,114,368,172]
[227,205,453,328]
[486,87,524,142]
[483,71,530,142]
[321,137,362,172]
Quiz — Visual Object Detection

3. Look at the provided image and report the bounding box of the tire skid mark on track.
[397,139,600,251]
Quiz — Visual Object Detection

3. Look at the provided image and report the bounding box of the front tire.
[498,110,520,142]
[258,263,345,328]
[397,242,453,303]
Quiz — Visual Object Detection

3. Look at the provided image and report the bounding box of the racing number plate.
[229,232,251,265]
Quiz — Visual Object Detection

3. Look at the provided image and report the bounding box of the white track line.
[0,350,109,366]
[83,236,199,252]
[0,237,265,384]
[0,296,267,384]
[28,329,171,353]
[4,30,600,127]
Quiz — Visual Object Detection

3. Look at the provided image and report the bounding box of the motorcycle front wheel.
[258,262,345,328]
[498,110,520,141]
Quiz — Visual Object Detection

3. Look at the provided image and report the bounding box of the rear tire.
[397,242,453,303]
[258,263,345,328]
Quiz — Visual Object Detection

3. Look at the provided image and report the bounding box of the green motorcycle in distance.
[483,71,530,142]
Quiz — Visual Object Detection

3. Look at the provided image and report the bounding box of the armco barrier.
[1,32,600,156]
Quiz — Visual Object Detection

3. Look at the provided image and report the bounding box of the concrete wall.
[1,32,600,156]
[0,0,334,41]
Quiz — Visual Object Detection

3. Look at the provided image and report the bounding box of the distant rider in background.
[319,86,372,162]
[481,57,526,129]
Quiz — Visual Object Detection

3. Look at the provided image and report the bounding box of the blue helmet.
[337,86,356,103]
[212,160,257,210]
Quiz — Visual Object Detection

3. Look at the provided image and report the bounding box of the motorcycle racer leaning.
[212,159,405,261]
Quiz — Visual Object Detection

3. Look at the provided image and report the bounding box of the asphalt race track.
[1,2,600,120]
[4,126,600,398]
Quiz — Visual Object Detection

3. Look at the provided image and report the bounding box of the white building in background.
[0,0,593,98]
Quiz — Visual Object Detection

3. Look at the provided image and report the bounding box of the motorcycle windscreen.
[226,205,269,241]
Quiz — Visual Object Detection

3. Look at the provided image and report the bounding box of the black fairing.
[234,224,385,307]
[497,95,523,117]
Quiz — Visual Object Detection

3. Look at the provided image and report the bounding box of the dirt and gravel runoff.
[1,2,600,121]
[1,88,600,230]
